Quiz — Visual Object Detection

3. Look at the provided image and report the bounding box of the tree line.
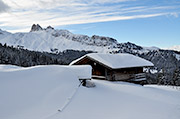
[0,43,92,67]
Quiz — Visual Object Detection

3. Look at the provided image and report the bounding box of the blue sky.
[60,15,180,48]
[0,0,180,48]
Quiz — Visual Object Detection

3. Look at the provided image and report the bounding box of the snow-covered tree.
[172,68,180,86]
[158,69,168,85]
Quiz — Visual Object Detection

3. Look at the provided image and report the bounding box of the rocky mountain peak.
[91,35,117,43]
[45,26,54,30]
[30,24,43,32]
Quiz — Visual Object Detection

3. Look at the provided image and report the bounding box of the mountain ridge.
[167,45,180,52]
[0,24,158,54]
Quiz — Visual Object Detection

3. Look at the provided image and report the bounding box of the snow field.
[0,65,180,119]
[0,65,84,119]
[52,80,180,119]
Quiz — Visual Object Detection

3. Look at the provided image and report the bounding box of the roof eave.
[111,65,154,70]
[86,56,113,70]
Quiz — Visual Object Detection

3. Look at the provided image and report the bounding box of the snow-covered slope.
[0,25,118,53]
[175,54,180,61]
[0,24,157,53]
[0,64,24,71]
[168,45,180,52]
[0,65,180,119]
[0,65,90,119]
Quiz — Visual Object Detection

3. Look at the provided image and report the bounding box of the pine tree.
[158,68,167,85]
[172,68,180,86]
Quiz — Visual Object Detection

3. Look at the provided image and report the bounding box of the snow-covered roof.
[70,53,154,69]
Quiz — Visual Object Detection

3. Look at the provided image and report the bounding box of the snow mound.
[66,65,92,79]
[51,80,180,119]
[0,65,180,119]
[0,64,24,71]
[0,65,90,119]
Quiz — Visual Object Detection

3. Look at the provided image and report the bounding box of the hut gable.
[70,53,154,69]
[70,53,154,82]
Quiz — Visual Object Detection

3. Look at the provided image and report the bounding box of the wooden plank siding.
[73,56,145,81]
[105,67,143,81]
[73,56,106,76]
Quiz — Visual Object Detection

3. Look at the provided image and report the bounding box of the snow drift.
[0,65,90,119]
[0,65,180,119]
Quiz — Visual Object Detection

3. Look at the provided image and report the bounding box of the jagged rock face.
[51,30,117,47]
[29,24,118,47]
[45,26,54,30]
[30,24,55,32]
[91,35,117,43]
[91,35,118,46]
[117,42,143,51]
[30,24,43,32]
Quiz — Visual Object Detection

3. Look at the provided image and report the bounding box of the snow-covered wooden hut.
[70,53,154,82]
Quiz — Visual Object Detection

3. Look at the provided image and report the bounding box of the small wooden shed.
[70,53,154,82]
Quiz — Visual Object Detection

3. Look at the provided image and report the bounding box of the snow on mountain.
[0,24,157,53]
[0,65,180,119]
[163,46,180,61]
[0,29,11,38]
[142,46,160,53]
[175,54,180,61]
[167,45,180,52]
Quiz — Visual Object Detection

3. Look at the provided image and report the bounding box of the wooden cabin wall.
[74,58,145,81]
[74,58,105,76]
[113,67,143,74]
[113,73,134,81]
[106,67,143,81]
[92,62,105,76]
